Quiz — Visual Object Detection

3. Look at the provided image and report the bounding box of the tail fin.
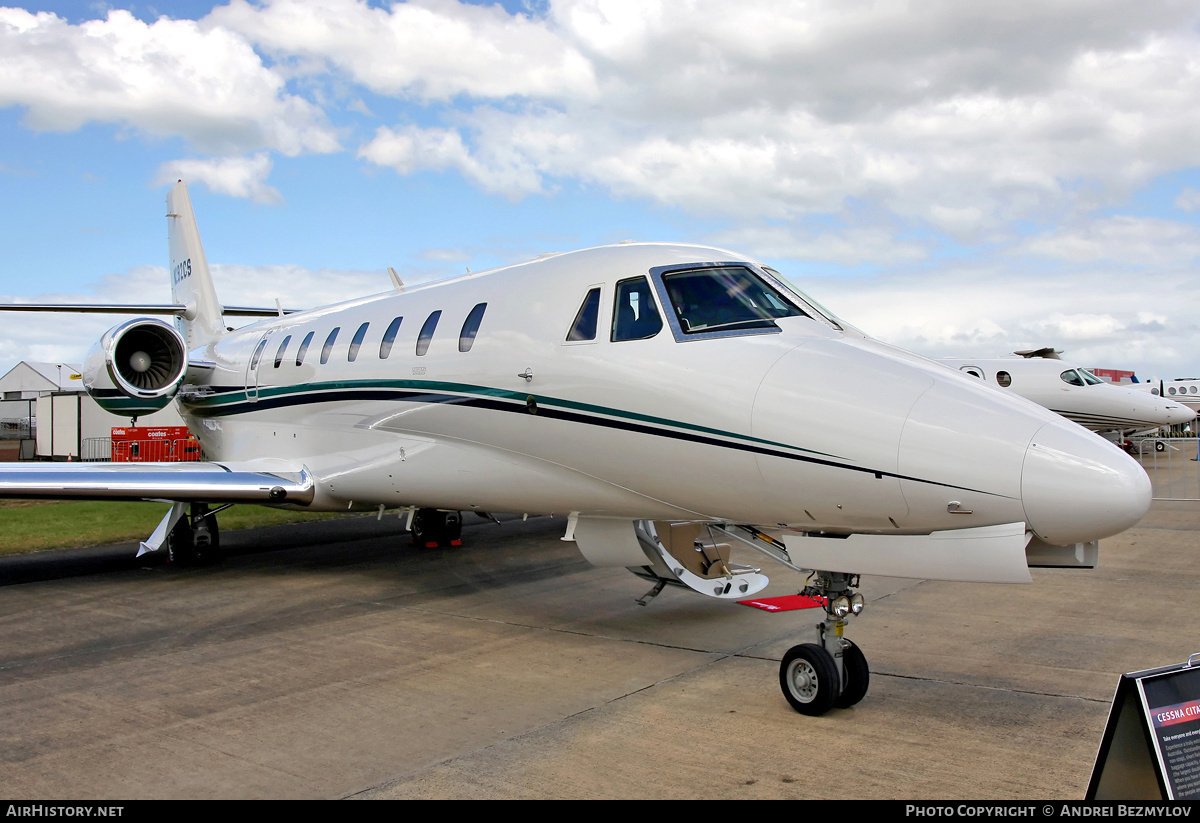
[166,181,225,347]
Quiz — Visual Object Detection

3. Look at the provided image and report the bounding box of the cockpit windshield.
[761,266,844,330]
[662,266,805,334]
[1060,369,1103,387]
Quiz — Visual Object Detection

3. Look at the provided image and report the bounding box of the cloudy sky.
[2,0,1199,378]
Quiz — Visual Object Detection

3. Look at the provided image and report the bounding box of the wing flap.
[0,461,314,504]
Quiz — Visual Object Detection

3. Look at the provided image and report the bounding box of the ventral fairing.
[0,182,1152,716]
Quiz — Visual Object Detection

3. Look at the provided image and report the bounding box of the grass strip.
[0,500,359,555]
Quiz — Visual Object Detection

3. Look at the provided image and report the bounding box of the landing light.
[828,593,865,618]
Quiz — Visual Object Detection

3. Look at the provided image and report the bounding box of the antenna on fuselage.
[1014,347,1063,360]
[388,267,405,292]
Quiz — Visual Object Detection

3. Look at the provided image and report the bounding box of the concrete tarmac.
[0,502,1197,800]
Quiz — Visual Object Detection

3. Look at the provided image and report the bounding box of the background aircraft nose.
[1165,400,1198,426]
[1022,422,1151,545]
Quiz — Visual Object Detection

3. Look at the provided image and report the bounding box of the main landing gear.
[166,503,222,567]
[779,571,869,716]
[410,508,463,548]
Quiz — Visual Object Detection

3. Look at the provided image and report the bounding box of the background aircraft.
[0,183,1153,716]
[940,353,1195,434]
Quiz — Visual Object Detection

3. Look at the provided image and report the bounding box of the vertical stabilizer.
[166,181,225,347]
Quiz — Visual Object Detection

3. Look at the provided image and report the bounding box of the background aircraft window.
[567,288,600,341]
[296,331,314,366]
[348,322,369,362]
[960,366,983,379]
[416,310,441,356]
[320,327,340,364]
[663,266,803,334]
[379,317,403,359]
[249,338,268,370]
[612,277,662,341]
[996,371,1012,387]
[1060,369,1086,387]
[273,335,292,368]
[459,303,487,352]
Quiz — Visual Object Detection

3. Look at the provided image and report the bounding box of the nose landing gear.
[779,571,869,716]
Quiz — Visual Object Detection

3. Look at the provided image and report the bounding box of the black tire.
[411,508,440,547]
[1155,440,1166,452]
[166,507,221,567]
[443,511,463,543]
[779,643,840,716]
[166,515,196,566]
[833,640,869,709]
[190,511,221,565]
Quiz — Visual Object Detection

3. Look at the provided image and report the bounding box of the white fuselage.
[1131,377,1200,414]
[176,244,1149,550]
[939,357,1196,433]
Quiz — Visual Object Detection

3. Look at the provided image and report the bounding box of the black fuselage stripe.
[188,387,1004,498]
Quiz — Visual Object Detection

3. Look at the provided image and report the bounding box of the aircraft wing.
[0,304,298,316]
[0,461,314,504]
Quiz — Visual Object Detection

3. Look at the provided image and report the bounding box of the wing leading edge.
[0,461,314,504]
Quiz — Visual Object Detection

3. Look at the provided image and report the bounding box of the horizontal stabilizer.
[0,461,314,505]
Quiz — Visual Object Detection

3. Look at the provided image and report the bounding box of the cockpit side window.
[1079,369,1103,385]
[1060,369,1086,387]
[612,277,662,341]
[566,288,601,342]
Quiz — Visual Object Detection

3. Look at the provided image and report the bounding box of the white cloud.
[796,262,1200,377]
[209,0,597,102]
[0,7,339,156]
[1176,187,1200,212]
[1018,216,1200,265]
[153,154,282,204]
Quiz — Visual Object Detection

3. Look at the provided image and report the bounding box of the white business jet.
[0,183,1152,716]
[940,353,1195,434]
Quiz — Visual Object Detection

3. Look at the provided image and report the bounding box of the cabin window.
[273,335,292,368]
[459,303,487,352]
[960,367,983,379]
[320,327,340,365]
[612,277,662,341]
[379,317,403,359]
[416,311,441,356]
[567,288,600,342]
[250,338,268,370]
[296,331,314,366]
[996,371,1012,387]
[661,266,803,335]
[348,322,369,362]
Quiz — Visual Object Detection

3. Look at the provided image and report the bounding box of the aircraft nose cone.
[1166,400,1198,425]
[1022,422,1151,545]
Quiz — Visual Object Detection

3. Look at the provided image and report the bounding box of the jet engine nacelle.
[83,318,187,416]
